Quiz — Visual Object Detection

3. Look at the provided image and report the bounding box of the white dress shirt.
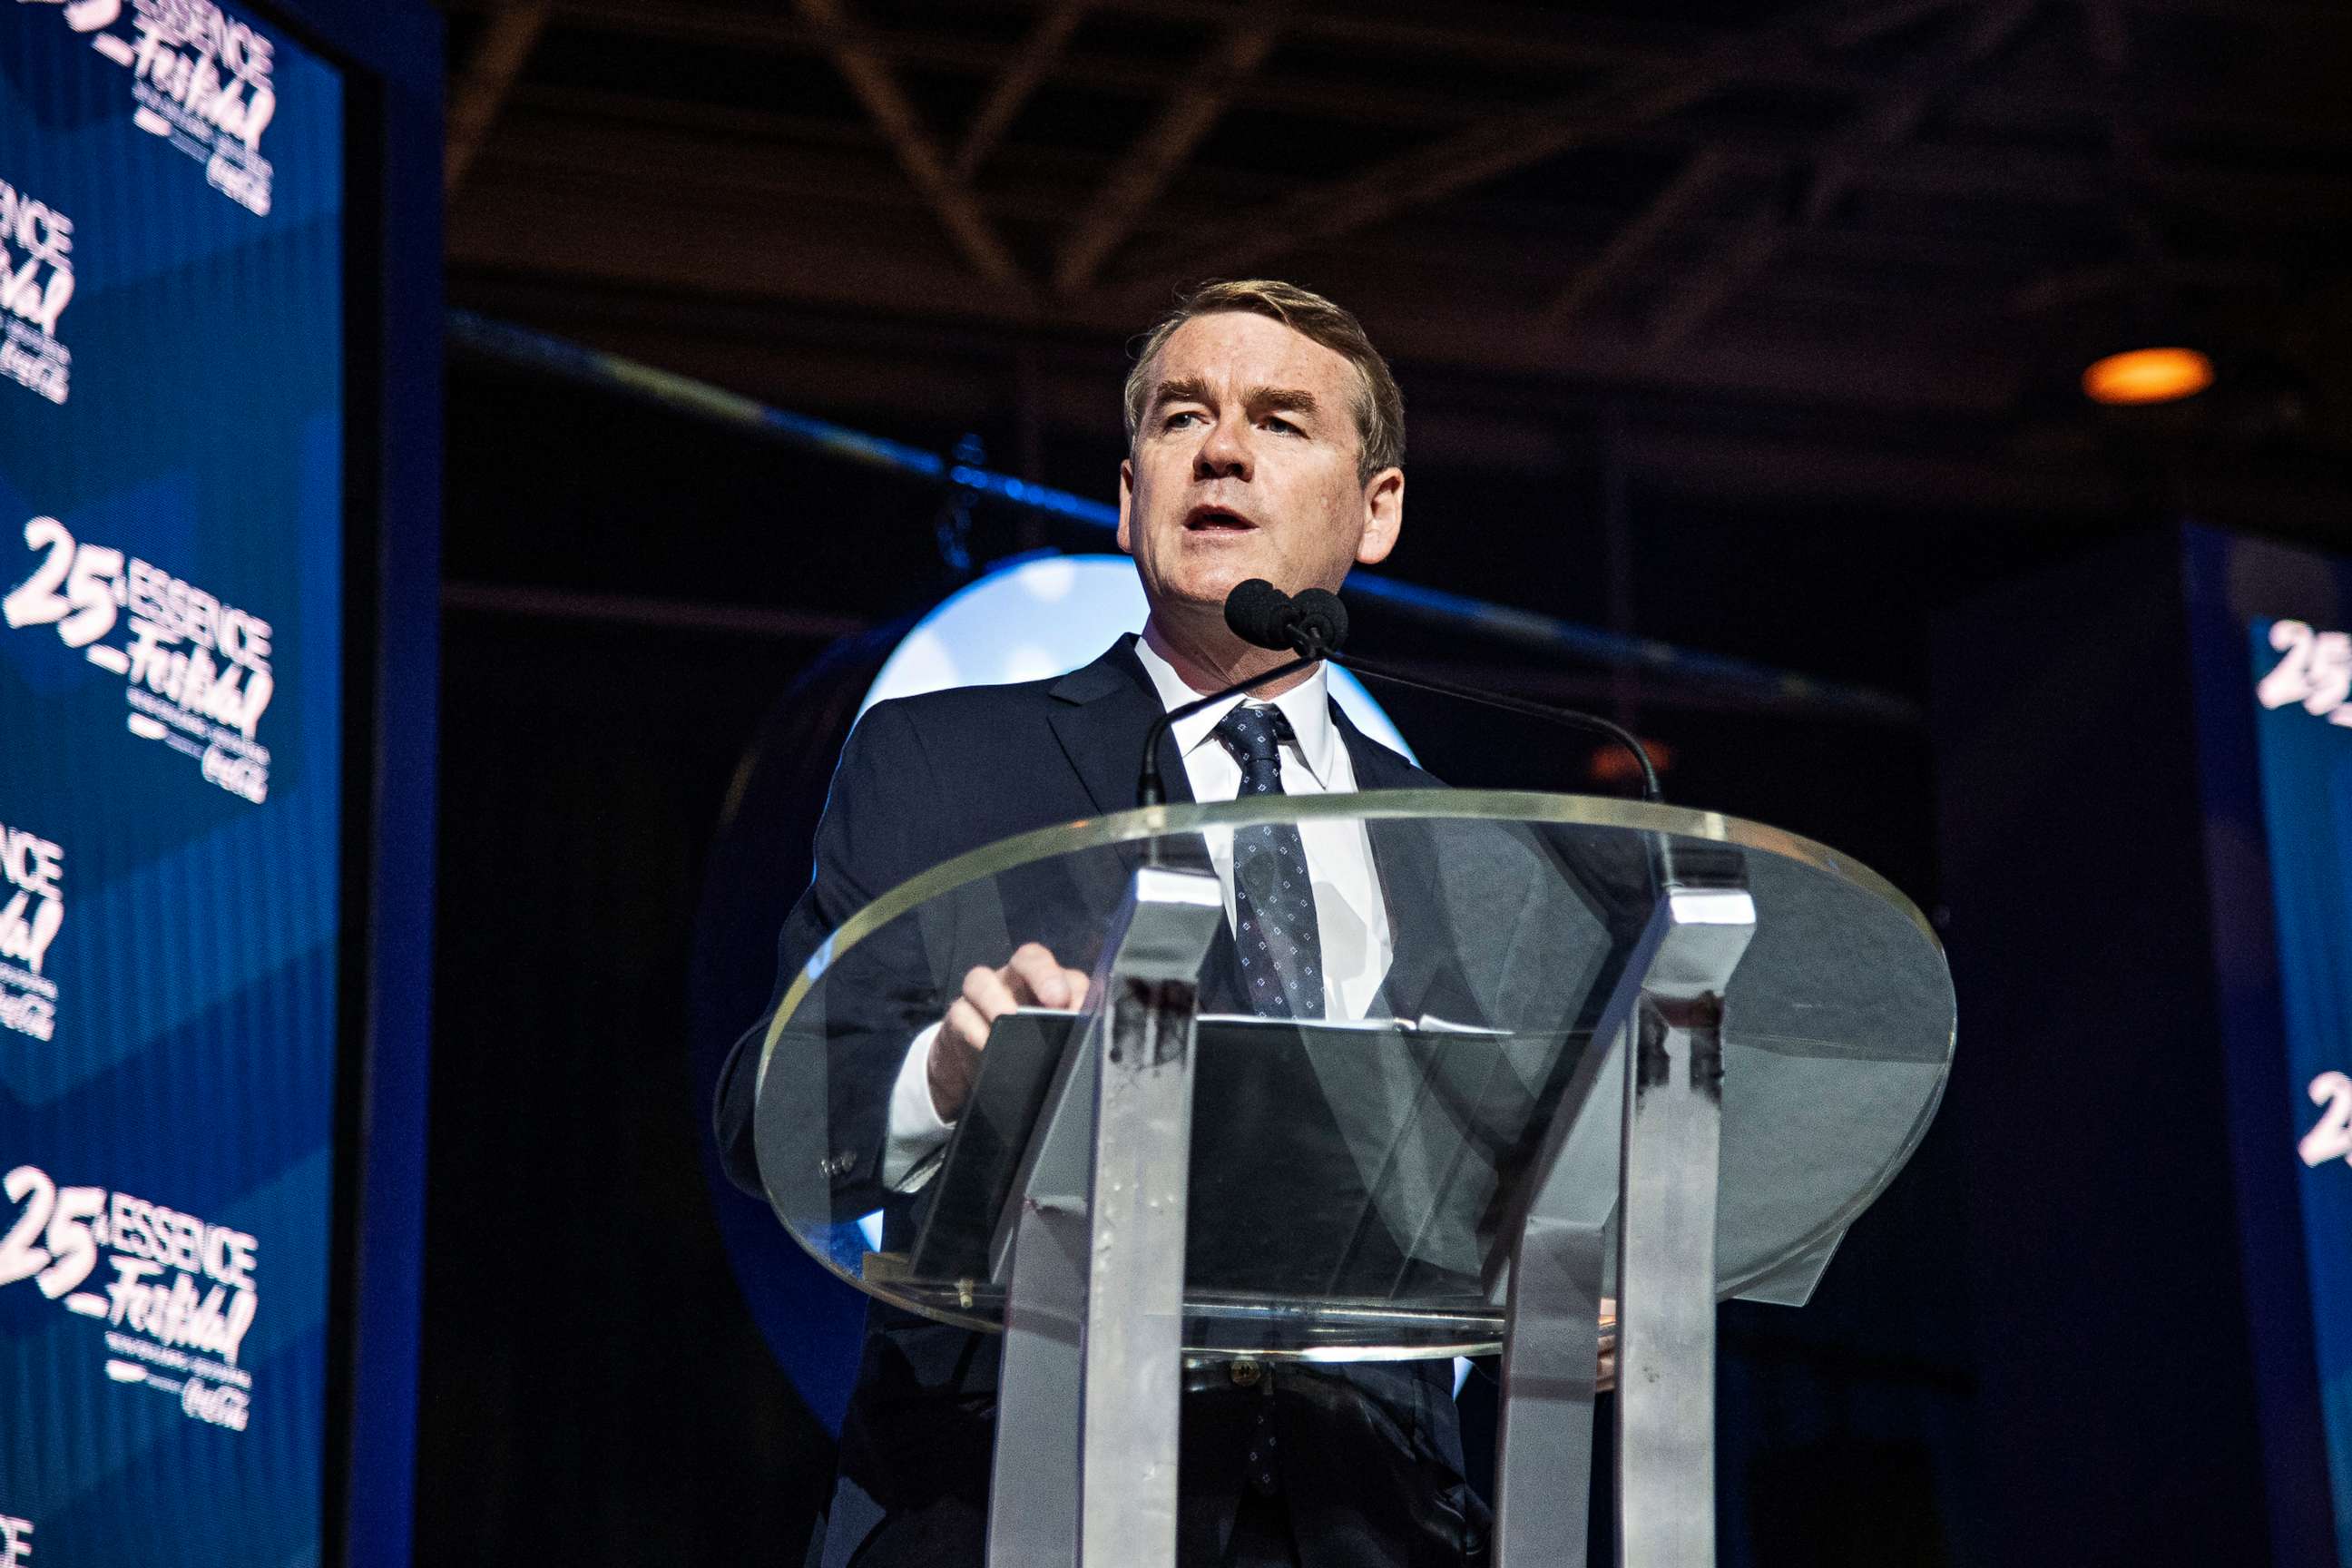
[881,636,1396,1188]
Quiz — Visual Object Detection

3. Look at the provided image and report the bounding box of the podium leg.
[1078,975,1197,1568]
[1494,876,1753,1568]
[993,1186,1090,1568]
[988,866,1221,1568]
[1495,1211,1611,1568]
[1613,994,1727,1568]
[1496,981,1628,1568]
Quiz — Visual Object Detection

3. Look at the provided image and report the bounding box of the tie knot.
[1214,704,1293,769]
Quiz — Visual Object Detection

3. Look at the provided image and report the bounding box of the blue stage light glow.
[860,552,1417,762]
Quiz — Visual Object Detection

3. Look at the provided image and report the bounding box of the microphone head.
[1290,589,1349,655]
[1223,578,1300,651]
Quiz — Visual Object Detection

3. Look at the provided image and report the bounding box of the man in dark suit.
[718,280,1564,1567]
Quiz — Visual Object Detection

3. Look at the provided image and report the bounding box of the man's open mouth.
[1184,505,1256,532]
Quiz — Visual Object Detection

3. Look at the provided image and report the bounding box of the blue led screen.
[0,4,345,1563]
[2251,612,2352,1564]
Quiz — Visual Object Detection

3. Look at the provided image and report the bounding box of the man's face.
[1118,311,1402,621]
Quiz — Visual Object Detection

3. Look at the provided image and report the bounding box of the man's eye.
[1162,410,1203,429]
[1262,415,1300,435]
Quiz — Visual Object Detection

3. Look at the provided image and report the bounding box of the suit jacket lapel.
[1330,701,1425,795]
[1043,637,1198,899]
[1045,635,1194,815]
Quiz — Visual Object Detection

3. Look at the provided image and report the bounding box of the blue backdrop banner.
[1,3,346,1563]
[2251,613,2352,1563]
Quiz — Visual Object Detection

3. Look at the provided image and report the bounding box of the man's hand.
[926,942,1091,1122]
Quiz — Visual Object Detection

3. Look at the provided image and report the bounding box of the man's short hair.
[1122,279,1406,480]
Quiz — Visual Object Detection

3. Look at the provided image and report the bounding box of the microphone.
[1230,582,1662,803]
[1221,577,1302,654]
[1289,588,1348,659]
[1227,578,1349,659]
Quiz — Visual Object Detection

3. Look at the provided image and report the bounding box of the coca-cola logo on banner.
[0,175,74,407]
[0,820,63,1042]
[22,0,279,215]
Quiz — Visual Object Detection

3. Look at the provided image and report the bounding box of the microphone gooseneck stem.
[1328,651,1663,804]
[1136,652,1322,809]
[1333,645,1672,903]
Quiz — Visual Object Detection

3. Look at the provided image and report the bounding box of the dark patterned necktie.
[1214,704,1324,1018]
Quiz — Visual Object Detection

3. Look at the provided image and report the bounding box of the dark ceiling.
[435,0,2352,527]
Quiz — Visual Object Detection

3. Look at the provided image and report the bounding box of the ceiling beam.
[484,83,2352,229]
[444,181,2031,414]
[948,0,1092,185]
[440,289,2149,515]
[1093,0,1965,306]
[468,279,2325,484]
[1537,145,1735,332]
[444,2,553,196]
[453,111,2312,354]
[2004,256,2279,314]
[1642,212,1787,356]
[456,0,2345,74]
[487,124,1953,303]
[1052,18,1280,297]
[1646,0,2042,353]
[447,0,1769,79]
[1854,134,2351,215]
[1803,2,2043,225]
[787,0,1034,299]
[443,0,2352,148]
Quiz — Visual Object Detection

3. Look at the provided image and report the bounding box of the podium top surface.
[750,791,1954,1356]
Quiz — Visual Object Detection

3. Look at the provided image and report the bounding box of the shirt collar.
[1131,632,1340,789]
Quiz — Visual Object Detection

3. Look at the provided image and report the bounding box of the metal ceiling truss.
[435,0,2351,503]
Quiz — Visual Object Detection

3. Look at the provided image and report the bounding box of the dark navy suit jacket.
[715,635,1574,1567]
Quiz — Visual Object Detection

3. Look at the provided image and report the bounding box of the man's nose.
[1192,415,1251,480]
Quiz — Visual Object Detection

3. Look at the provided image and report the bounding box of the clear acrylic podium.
[750,792,1955,1567]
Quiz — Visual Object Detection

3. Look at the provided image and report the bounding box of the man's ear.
[1116,458,1135,555]
[1355,467,1404,567]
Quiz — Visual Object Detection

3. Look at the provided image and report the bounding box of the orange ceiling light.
[2082,346,2215,407]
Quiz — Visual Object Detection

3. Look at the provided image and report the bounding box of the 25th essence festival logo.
[2259,620,2352,726]
[0,1167,260,1432]
[0,175,74,407]
[0,821,63,1043]
[19,0,279,216]
[5,516,278,802]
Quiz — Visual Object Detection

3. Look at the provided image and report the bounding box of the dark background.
[405,2,2351,1563]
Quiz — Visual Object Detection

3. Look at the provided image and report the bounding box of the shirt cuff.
[882,1021,956,1191]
